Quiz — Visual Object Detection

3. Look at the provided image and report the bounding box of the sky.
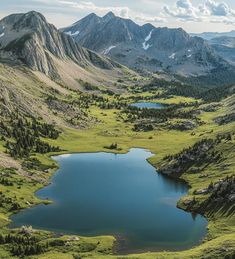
[1,0,235,33]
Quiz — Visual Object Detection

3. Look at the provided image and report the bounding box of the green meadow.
[0,93,234,259]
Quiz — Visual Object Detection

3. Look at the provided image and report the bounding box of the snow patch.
[145,30,153,42]
[169,53,176,59]
[188,49,192,52]
[128,32,132,41]
[187,54,192,58]
[103,46,116,55]
[143,43,151,51]
[65,30,80,36]
[0,33,5,38]
[142,29,154,51]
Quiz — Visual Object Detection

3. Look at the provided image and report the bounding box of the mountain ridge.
[191,30,235,40]
[61,12,230,76]
[0,11,127,89]
[207,36,235,65]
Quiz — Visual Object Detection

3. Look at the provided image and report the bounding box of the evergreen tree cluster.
[69,92,128,110]
[0,233,47,256]
[104,143,118,150]
[166,81,235,102]
[133,123,154,132]
[0,191,21,211]
[0,177,14,186]
[122,103,199,125]
[0,114,61,158]
[133,74,235,103]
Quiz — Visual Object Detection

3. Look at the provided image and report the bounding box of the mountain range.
[206,36,235,65]
[190,31,235,65]
[62,12,230,76]
[0,11,127,90]
[191,30,235,40]
[0,10,235,87]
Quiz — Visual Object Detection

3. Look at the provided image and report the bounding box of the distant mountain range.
[204,36,235,65]
[191,31,235,40]
[62,12,230,76]
[191,31,235,65]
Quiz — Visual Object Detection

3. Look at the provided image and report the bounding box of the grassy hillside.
[0,63,234,259]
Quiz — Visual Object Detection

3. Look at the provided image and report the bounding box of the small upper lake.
[10,148,207,254]
[130,102,165,109]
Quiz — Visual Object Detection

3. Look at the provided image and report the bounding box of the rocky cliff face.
[0,11,119,79]
[158,139,218,177]
[62,12,229,76]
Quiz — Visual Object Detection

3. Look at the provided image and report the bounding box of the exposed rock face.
[199,103,221,112]
[182,177,235,214]
[159,139,218,177]
[200,176,235,210]
[168,120,197,131]
[215,113,235,125]
[62,12,229,76]
[0,11,118,79]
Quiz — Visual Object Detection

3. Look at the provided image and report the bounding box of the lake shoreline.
[9,148,208,255]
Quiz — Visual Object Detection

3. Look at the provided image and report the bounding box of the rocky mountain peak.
[12,11,48,31]
[0,11,120,79]
[82,12,100,22]
[103,11,116,21]
[76,12,100,24]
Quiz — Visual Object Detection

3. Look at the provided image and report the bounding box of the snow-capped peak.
[142,29,154,51]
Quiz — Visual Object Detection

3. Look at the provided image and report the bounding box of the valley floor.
[0,64,234,259]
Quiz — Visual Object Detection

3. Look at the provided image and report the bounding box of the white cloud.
[163,0,235,24]
[2,0,235,31]
[57,0,166,23]
[135,14,165,24]
[205,0,234,16]
[57,0,130,18]
[163,0,200,21]
[176,0,193,10]
[53,0,164,24]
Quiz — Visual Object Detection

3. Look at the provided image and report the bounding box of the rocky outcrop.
[168,120,197,131]
[215,113,235,125]
[159,139,218,177]
[197,176,235,214]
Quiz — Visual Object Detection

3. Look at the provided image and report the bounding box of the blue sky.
[1,0,235,32]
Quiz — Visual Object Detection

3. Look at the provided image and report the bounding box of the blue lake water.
[10,148,207,253]
[130,102,165,109]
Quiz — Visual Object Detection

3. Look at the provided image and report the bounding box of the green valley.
[0,60,234,258]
